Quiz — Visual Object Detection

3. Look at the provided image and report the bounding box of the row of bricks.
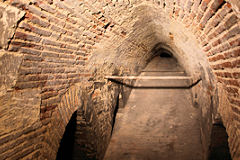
[15,77,87,90]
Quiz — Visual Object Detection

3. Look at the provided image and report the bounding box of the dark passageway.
[0,0,239,160]
[56,112,77,160]
[208,124,232,160]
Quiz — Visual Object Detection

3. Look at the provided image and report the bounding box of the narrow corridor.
[104,56,202,160]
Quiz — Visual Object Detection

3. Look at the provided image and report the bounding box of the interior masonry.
[0,0,239,160]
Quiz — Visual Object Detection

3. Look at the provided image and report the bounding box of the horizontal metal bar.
[105,75,201,89]
[105,76,192,80]
[141,71,185,73]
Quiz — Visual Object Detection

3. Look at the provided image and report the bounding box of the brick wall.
[0,0,239,159]
[162,0,239,158]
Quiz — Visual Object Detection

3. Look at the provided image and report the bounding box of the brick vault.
[0,0,239,160]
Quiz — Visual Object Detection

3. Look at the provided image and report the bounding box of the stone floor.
[104,56,203,160]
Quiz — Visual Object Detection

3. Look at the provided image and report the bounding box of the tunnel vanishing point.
[0,0,239,160]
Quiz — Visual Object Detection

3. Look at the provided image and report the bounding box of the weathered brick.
[19,22,52,37]
[15,81,44,89]
[42,68,65,74]
[76,60,85,65]
[208,54,225,62]
[190,1,198,13]
[224,48,240,58]
[84,39,95,45]
[23,55,42,61]
[224,14,238,29]
[58,54,75,59]
[1,1,240,159]
[20,48,41,56]
[220,25,240,42]
[231,59,240,68]
[41,91,58,100]
[232,105,240,115]
[60,59,76,65]
[34,0,55,14]
[43,57,63,63]
[55,74,67,79]
[66,31,73,36]
[75,51,87,56]
[45,79,69,87]
[56,12,68,19]
[44,46,74,54]
[19,67,42,75]
[51,25,67,34]
[26,13,50,28]
[64,68,76,73]
[210,0,224,11]
[222,79,240,87]
[30,150,41,159]
[42,51,59,58]
[62,37,79,44]
[229,98,240,107]
[200,0,210,12]
[65,44,78,50]
[18,74,49,82]
[225,86,239,97]
[55,1,71,11]
[64,23,75,30]
[42,39,66,48]
[48,16,66,28]
[211,61,232,69]
[233,72,240,79]
[208,41,231,56]
[45,104,58,111]
[21,60,39,67]
[14,31,42,43]
[67,17,77,24]
[199,9,212,29]
[28,5,47,18]
[9,0,28,9]
[10,145,36,160]
[9,41,43,51]
[229,36,240,47]
[0,126,44,158]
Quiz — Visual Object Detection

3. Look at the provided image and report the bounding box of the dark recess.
[56,111,77,160]
[160,52,172,58]
[208,124,232,160]
[111,95,119,135]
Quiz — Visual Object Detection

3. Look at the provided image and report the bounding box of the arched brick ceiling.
[0,0,239,159]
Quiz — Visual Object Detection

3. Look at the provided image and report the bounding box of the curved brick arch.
[0,0,239,159]
[41,84,83,159]
[89,1,240,158]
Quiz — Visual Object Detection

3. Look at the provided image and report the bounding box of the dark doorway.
[56,111,77,160]
[160,52,172,58]
[208,124,232,160]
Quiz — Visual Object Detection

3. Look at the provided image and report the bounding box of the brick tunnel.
[0,0,239,160]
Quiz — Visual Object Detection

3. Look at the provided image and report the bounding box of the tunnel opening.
[150,43,174,58]
[159,52,172,58]
[208,123,232,160]
[56,111,77,160]
[143,46,185,75]
[147,43,185,74]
